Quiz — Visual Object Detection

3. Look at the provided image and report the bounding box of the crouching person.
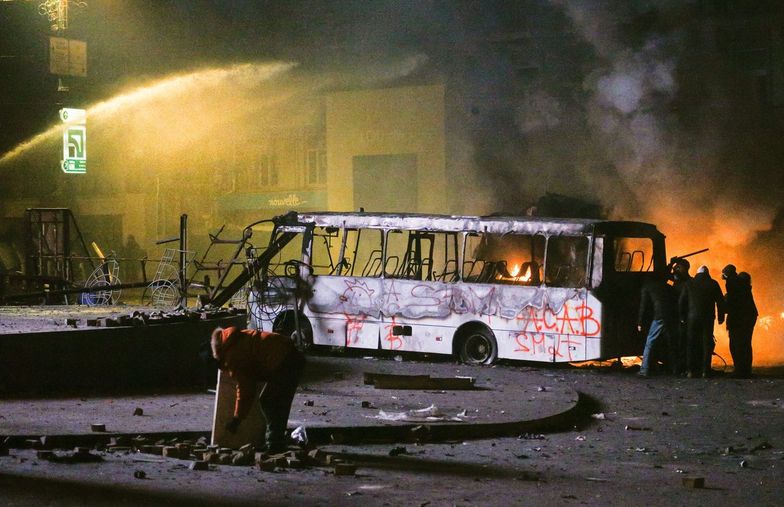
[211,326,306,453]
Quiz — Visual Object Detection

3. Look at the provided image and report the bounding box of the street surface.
[1,354,782,506]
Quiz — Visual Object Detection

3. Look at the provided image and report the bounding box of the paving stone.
[189,460,209,471]
[682,477,705,489]
[334,462,357,476]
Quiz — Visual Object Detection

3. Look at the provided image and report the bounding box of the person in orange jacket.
[210,326,306,453]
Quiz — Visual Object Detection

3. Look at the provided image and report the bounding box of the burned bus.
[239,211,666,364]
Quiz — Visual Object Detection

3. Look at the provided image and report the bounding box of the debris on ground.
[364,372,475,390]
[682,477,705,488]
[388,446,408,456]
[374,404,464,422]
[750,441,773,453]
[291,426,309,446]
[518,433,546,440]
[37,447,104,464]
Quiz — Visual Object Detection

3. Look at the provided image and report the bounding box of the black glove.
[225,417,241,434]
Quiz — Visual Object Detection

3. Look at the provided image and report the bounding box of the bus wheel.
[457,328,498,365]
[274,312,313,351]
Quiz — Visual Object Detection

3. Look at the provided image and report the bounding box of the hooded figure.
[721,264,740,295]
[679,266,726,378]
[668,258,692,374]
[637,273,678,376]
[211,326,305,453]
[725,272,758,378]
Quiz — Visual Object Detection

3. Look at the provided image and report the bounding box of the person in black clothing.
[679,265,726,378]
[721,264,740,295]
[636,273,678,376]
[669,259,692,375]
[725,271,758,378]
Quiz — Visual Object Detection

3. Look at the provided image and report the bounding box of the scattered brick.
[308,449,328,464]
[258,460,276,472]
[231,452,251,466]
[286,457,305,468]
[682,477,705,489]
[162,446,181,459]
[189,460,209,471]
[141,445,163,455]
[334,462,357,476]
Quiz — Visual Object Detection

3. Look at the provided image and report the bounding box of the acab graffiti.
[513,302,601,361]
[517,302,600,336]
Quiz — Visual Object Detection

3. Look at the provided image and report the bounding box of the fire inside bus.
[236,211,666,364]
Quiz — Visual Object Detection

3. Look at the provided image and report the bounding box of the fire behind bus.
[243,211,666,365]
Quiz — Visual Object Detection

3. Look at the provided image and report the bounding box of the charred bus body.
[240,211,666,364]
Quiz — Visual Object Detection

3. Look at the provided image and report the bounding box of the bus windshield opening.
[614,237,654,272]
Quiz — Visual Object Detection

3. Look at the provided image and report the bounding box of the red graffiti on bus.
[517,301,600,337]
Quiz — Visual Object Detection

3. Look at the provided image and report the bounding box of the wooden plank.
[211,370,267,448]
[372,375,475,390]
[362,372,430,385]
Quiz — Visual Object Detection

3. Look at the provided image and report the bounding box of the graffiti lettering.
[409,284,450,308]
[514,332,546,355]
[383,316,404,350]
[514,332,584,361]
[517,302,601,337]
[344,313,367,345]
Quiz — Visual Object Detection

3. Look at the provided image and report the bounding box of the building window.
[255,154,278,188]
[306,149,327,185]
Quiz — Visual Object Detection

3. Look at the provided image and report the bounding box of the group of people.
[637,259,758,379]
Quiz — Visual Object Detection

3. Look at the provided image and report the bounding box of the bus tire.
[273,311,313,351]
[457,327,498,365]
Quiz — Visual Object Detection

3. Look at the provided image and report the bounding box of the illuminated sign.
[218,191,328,211]
[49,37,87,77]
[60,108,86,174]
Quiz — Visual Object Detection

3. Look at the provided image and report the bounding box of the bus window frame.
[460,230,591,289]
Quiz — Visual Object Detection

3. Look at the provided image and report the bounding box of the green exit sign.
[60,108,86,174]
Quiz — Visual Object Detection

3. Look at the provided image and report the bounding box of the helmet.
[721,264,737,279]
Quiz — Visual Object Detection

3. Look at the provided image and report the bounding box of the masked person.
[679,265,725,378]
[669,258,692,375]
[637,272,678,376]
[725,272,758,378]
[210,326,306,453]
[721,264,740,295]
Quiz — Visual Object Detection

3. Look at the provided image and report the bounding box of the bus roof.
[275,211,663,238]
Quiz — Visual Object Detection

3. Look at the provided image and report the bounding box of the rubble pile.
[70,306,246,328]
[13,434,356,475]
